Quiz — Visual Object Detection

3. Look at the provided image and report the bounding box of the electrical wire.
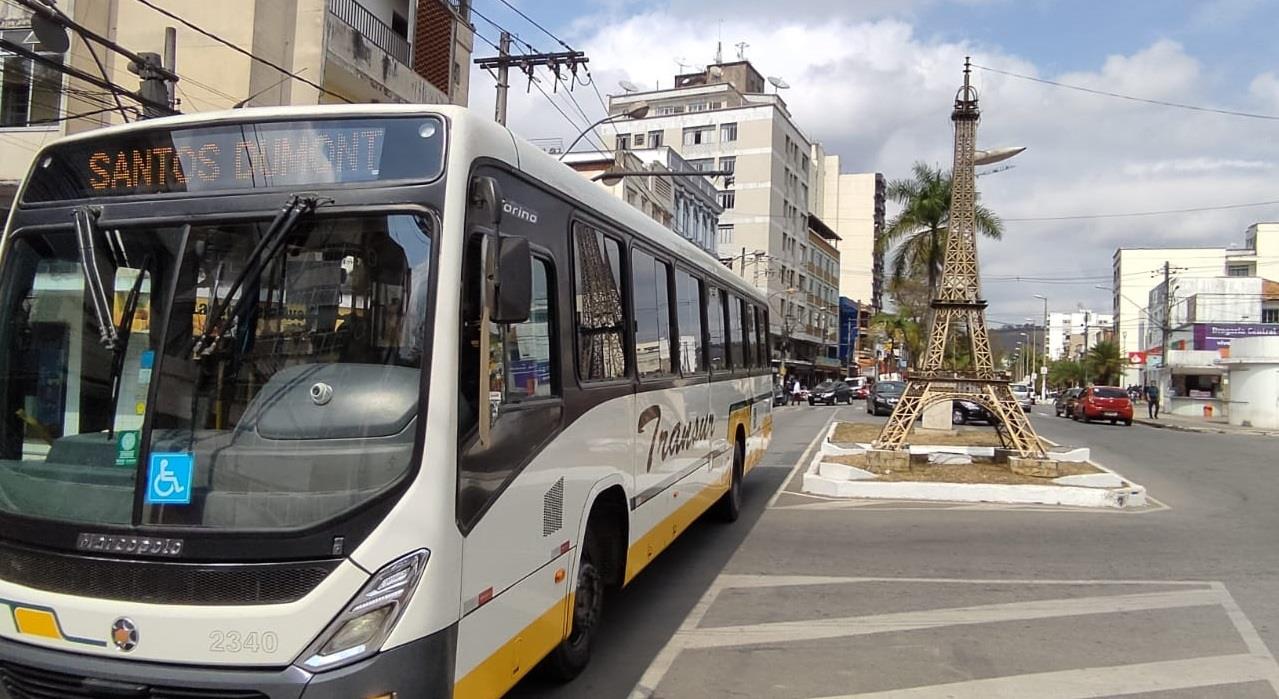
[973,63,1279,122]
[1004,199,1279,222]
[494,0,574,51]
[129,0,352,104]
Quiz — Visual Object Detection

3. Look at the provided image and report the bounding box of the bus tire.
[714,435,744,523]
[543,529,605,682]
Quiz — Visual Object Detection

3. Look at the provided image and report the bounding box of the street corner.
[631,575,1279,699]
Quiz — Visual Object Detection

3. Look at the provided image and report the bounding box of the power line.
[494,0,573,51]
[973,63,1279,121]
[1004,199,1279,222]
[129,0,352,104]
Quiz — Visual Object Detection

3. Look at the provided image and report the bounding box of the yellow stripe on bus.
[624,471,730,585]
[453,593,573,699]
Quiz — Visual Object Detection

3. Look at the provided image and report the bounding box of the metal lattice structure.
[873,59,1045,458]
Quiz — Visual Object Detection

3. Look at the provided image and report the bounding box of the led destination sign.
[23,116,445,203]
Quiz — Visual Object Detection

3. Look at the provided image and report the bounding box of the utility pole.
[1160,261,1172,362]
[163,27,177,109]
[493,32,511,126]
[476,39,590,128]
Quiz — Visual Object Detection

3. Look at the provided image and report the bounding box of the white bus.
[0,104,774,698]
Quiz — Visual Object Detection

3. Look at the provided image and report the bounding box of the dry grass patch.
[832,421,1023,448]
[827,454,1101,485]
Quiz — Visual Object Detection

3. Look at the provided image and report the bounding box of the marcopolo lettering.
[77,533,184,558]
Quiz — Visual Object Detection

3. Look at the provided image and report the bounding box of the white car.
[1010,385,1034,412]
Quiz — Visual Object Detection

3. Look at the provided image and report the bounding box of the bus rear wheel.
[543,532,604,682]
[713,437,744,523]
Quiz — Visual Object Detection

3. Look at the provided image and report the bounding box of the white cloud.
[469,6,1279,322]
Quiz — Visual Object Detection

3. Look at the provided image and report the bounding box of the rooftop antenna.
[675,57,692,73]
[735,41,749,60]
[714,40,722,65]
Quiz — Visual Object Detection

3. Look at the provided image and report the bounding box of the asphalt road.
[512,403,1279,698]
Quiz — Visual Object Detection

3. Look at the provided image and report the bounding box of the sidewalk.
[1134,412,1279,437]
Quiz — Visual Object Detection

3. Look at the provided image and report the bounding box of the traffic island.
[803,422,1149,509]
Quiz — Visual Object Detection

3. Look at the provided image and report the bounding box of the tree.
[879,162,1004,297]
[1084,340,1125,386]
[1047,359,1085,389]
[868,311,921,369]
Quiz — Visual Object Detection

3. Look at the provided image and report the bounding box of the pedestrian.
[790,379,803,406]
[1144,384,1160,419]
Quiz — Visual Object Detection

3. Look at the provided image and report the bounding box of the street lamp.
[1033,294,1048,399]
[559,102,651,159]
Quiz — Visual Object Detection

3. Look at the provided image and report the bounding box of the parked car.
[952,400,995,425]
[1010,384,1034,411]
[1054,388,1082,418]
[1073,386,1134,425]
[809,380,855,405]
[866,380,906,416]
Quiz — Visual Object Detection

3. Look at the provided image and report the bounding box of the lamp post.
[768,287,799,382]
[1018,333,1029,382]
[559,102,651,159]
[1033,294,1048,399]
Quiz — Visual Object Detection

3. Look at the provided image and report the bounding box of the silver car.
[1010,384,1033,412]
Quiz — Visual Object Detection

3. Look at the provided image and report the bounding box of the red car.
[1073,386,1134,426]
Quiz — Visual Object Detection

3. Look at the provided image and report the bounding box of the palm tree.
[1047,358,1085,389]
[868,311,921,368]
[1084,340,1124,385]
[879,162,1004,297]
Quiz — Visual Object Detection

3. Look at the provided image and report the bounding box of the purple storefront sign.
[1192,323,1279,350]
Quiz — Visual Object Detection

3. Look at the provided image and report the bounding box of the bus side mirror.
[470,175,502,226]
[492,236,531,324]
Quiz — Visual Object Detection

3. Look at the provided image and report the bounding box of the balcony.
[322,0,464,105]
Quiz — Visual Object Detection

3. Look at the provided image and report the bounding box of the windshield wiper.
[106,255,153,440]
[73,206,120,350]
[192,195,324,359]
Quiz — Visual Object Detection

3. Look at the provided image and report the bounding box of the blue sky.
[469,1,1279,319]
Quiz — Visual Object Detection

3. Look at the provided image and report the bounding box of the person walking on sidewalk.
[1144,384,1160,419]
[790,379,803,406]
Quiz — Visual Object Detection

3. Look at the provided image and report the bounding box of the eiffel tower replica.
[873,59,1045,458]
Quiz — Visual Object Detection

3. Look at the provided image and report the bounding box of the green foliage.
[879,162,1004,297]
[1084,340,1125,386]
[1047,359,1085,389]
[869,311,922,368]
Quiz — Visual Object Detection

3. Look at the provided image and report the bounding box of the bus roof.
[27,103,764,304]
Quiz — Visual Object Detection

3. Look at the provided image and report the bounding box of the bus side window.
[498,258,557,402]
[706,286,727,372]
[742,297,755,371]
[756,306,770,368]
[726,294,744,370]
[573,223,628,382]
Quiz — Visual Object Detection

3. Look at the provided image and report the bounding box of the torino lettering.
[637,404,715,472]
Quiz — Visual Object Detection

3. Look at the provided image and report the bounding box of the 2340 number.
[208,630,280,654]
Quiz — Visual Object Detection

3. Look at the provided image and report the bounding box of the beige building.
[607,59,832,374]
[0,0,471,205]
[818,163,885,312]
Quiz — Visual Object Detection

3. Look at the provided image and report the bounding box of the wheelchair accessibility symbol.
[145,453,194,505]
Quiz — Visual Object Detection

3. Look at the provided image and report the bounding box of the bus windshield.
[0,213,433,530]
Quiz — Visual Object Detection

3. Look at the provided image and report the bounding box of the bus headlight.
[299,549,429,671]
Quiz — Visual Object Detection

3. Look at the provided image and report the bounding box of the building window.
[687,102,709,112]
[718,190,735,209]
[632,249,674,378]
[719,155,736,187]
[688,158,715,172]
[0,30,63,127]
[633,132,645,146]
[656,105,685,115]
[1228,264,1252,277]
[573,224,627,381]
[616,134,630,151]
[683,125,714,145]
[391,11,409,39]
[720,122,738,142]
[1264,308,1279,324]
[718,223,734,244]
[648,130,663,147]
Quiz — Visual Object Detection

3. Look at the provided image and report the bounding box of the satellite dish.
[709,66,723,78]
[31,13,70,54]
[618,79,640,93]
[767,76,790,90]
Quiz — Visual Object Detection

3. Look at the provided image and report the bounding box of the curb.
[1134,418,1279,437]
[805,424,1148,509]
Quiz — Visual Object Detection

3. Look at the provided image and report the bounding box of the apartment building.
[607,60,824,372]
[806,214,842,379]
[0,0,472,207]
[816,156,885,313]
[562,146,723,253]
[1046,310,1114,361]
[1113,222,1279,385]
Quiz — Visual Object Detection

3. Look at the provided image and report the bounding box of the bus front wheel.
[714,436,745,523]
[543,531,604,682]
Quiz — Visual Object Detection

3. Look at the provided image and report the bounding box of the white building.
[813,156,885,313]
[608,59,832,375]
[1112,222,1279,386]
[1219,336,1279,430]
[1046,310,1113,361]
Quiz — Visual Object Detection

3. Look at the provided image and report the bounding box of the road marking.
[813,653,1279,699]
[677,588,1222,649]
[629,575,1264,699]
[765,408,838,509]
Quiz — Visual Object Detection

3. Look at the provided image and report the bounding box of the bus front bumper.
[0,625,455,699]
